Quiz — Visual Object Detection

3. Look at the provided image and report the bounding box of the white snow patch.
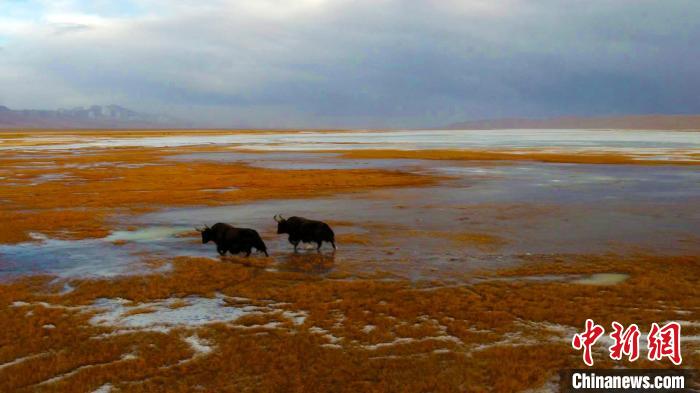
[362,335,462,351]
[362,325,376,333]
[91,383,114,393]
[37,364,99,386]
[86,293,309,333]
[89,294,265,332]
[0,352,49,371]
[120,351,138,361]
[28,232,49,240]
[11,294,308,337]
[185,335,214,356]
[309,326,343,344]
[282,310,308,326]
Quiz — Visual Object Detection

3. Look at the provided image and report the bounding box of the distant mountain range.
[445,115,700,130]
[3,105,700,130]
[0,105,189,129]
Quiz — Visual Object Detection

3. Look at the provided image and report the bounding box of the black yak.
[274,214,336,252]
[196,223,268,257]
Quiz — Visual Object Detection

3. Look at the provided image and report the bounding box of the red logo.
[572,319,605,367]
[609,322,640,362]
[647,322,682,365]
[572,320,682,366]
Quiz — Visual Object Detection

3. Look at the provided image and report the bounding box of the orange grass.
[338,149,700,166]
[0,147,436,243]
[2,135,698,391]
[452,232,506,251]
[0,254,697,392]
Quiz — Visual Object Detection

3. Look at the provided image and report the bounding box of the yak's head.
[273,214,288,234]
[195,225,212,244]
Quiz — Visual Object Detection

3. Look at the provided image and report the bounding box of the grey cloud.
[0,0,699,128]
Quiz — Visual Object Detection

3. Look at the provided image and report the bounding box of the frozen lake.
[3,129,700,160]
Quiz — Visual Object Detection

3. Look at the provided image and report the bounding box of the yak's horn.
[194,226,205,232]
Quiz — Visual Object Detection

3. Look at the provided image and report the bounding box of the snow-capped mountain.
[0,105,189,129]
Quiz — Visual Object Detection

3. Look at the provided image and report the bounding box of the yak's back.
[295,217,334,240]
[211,222,235,242]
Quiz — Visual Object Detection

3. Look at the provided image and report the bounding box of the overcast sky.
[0,0,699,128]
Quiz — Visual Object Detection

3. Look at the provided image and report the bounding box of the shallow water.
[138,162,698,274]
[572,273,629,285]
[1,131,699,280]
[0,236,147,278]
[169,152,431,170]
[2,159,698,280]
[0,227,207,279]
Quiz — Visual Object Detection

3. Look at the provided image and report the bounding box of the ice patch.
[282,310,308,326]
[89,294,264,332]
[84,293,309,334]
[91,384,114,393]
[59,282,75,294]
[309,326,343,344]
[6,130,700,162]
[362,325,376,333]
[362,335,462,351]
[28,232,48,241]
[185,335,214,356]
[0,352,49,371]
[105,226,190,242]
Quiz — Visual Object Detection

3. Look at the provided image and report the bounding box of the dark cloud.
[0,0,699,128]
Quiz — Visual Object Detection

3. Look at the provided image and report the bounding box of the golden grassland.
[1,134,698,391]
[0,146,437,244]
[0,254,697,392]
[338,148,700,166]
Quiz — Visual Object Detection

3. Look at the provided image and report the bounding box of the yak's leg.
[291,240,300,252]
[330,240,336,250]
[245,247,252,257]
[316,241,323,252]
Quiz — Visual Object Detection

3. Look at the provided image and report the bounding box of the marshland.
[1,129,698,392]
